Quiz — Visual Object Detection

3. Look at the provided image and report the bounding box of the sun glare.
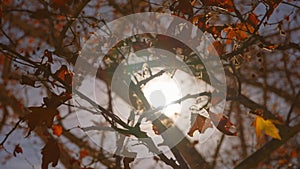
[142,71,182,117]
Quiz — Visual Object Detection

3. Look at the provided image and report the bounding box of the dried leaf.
[24,107,59,136]
[208,40,224,56]
[174,0,193,15]
[248,12,259,26]
[152,124,160,135]
[44,50,53,63]
[210,112,237,136]
[13,144,23,157]
[52,125,63,137]
[54,65,73,85]
[41,139,60,169]
[20,75,36,87]
[254,116,281,143]
[79,149,89,159]
[201,0,234,12]
[188,114,213,137]
[43,92,72,109]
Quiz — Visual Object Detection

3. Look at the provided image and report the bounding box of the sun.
[142,70,182,118]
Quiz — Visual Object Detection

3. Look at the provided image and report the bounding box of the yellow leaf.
[254,116,281,143]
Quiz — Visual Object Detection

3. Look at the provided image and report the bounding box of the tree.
[0,0,300,169]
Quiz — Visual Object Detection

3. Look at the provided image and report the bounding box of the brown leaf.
[44,49,53,63]
[24,107,59,136]
[13,144,23,157]
[20,75,36,87]
[43,92,72,109]
[188,114,213,137]
[41,139,60,169]
[123,151,137,169]
[54,65,73,86]
[201,0,234,12]
[152,124,160,135]
[174,0,193,15]
[210,112,237,136]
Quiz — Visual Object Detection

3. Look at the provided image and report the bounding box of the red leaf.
[13,144,23,157]
[54,65,73,85]
[52,125,63,137]
[188,114,213,137]
[41,139,60,169]
[79,149,89,159]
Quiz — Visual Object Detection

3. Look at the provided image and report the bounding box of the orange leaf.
[248,13,259,26]
[54,65,73,85]
[52,125,63,137]
[188,114,213,137]
[79,149,89,159]
[223,23,255,44]
[208,40,224,56]
[290,149,297,158]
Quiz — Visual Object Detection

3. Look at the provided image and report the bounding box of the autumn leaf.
[20,75,36,87]
[79,149,89,159]
[253,116,281,143]
[13,144,23,157]
[174,0,193,15]
[52,125,63,137]
[24,107,59,136]
[43,92,72,109]
[248,12,259,26]
[41,139,60,169]
[54,65,73,85]
[152,124,160,135]
[50,0,73,11]
[223,23,255,44]
[209,112,237,136]
[265,0,283,19]
[208,40,225,56]
[44,49,53,63]
[188,114,213,137]
[200,0,234,12]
